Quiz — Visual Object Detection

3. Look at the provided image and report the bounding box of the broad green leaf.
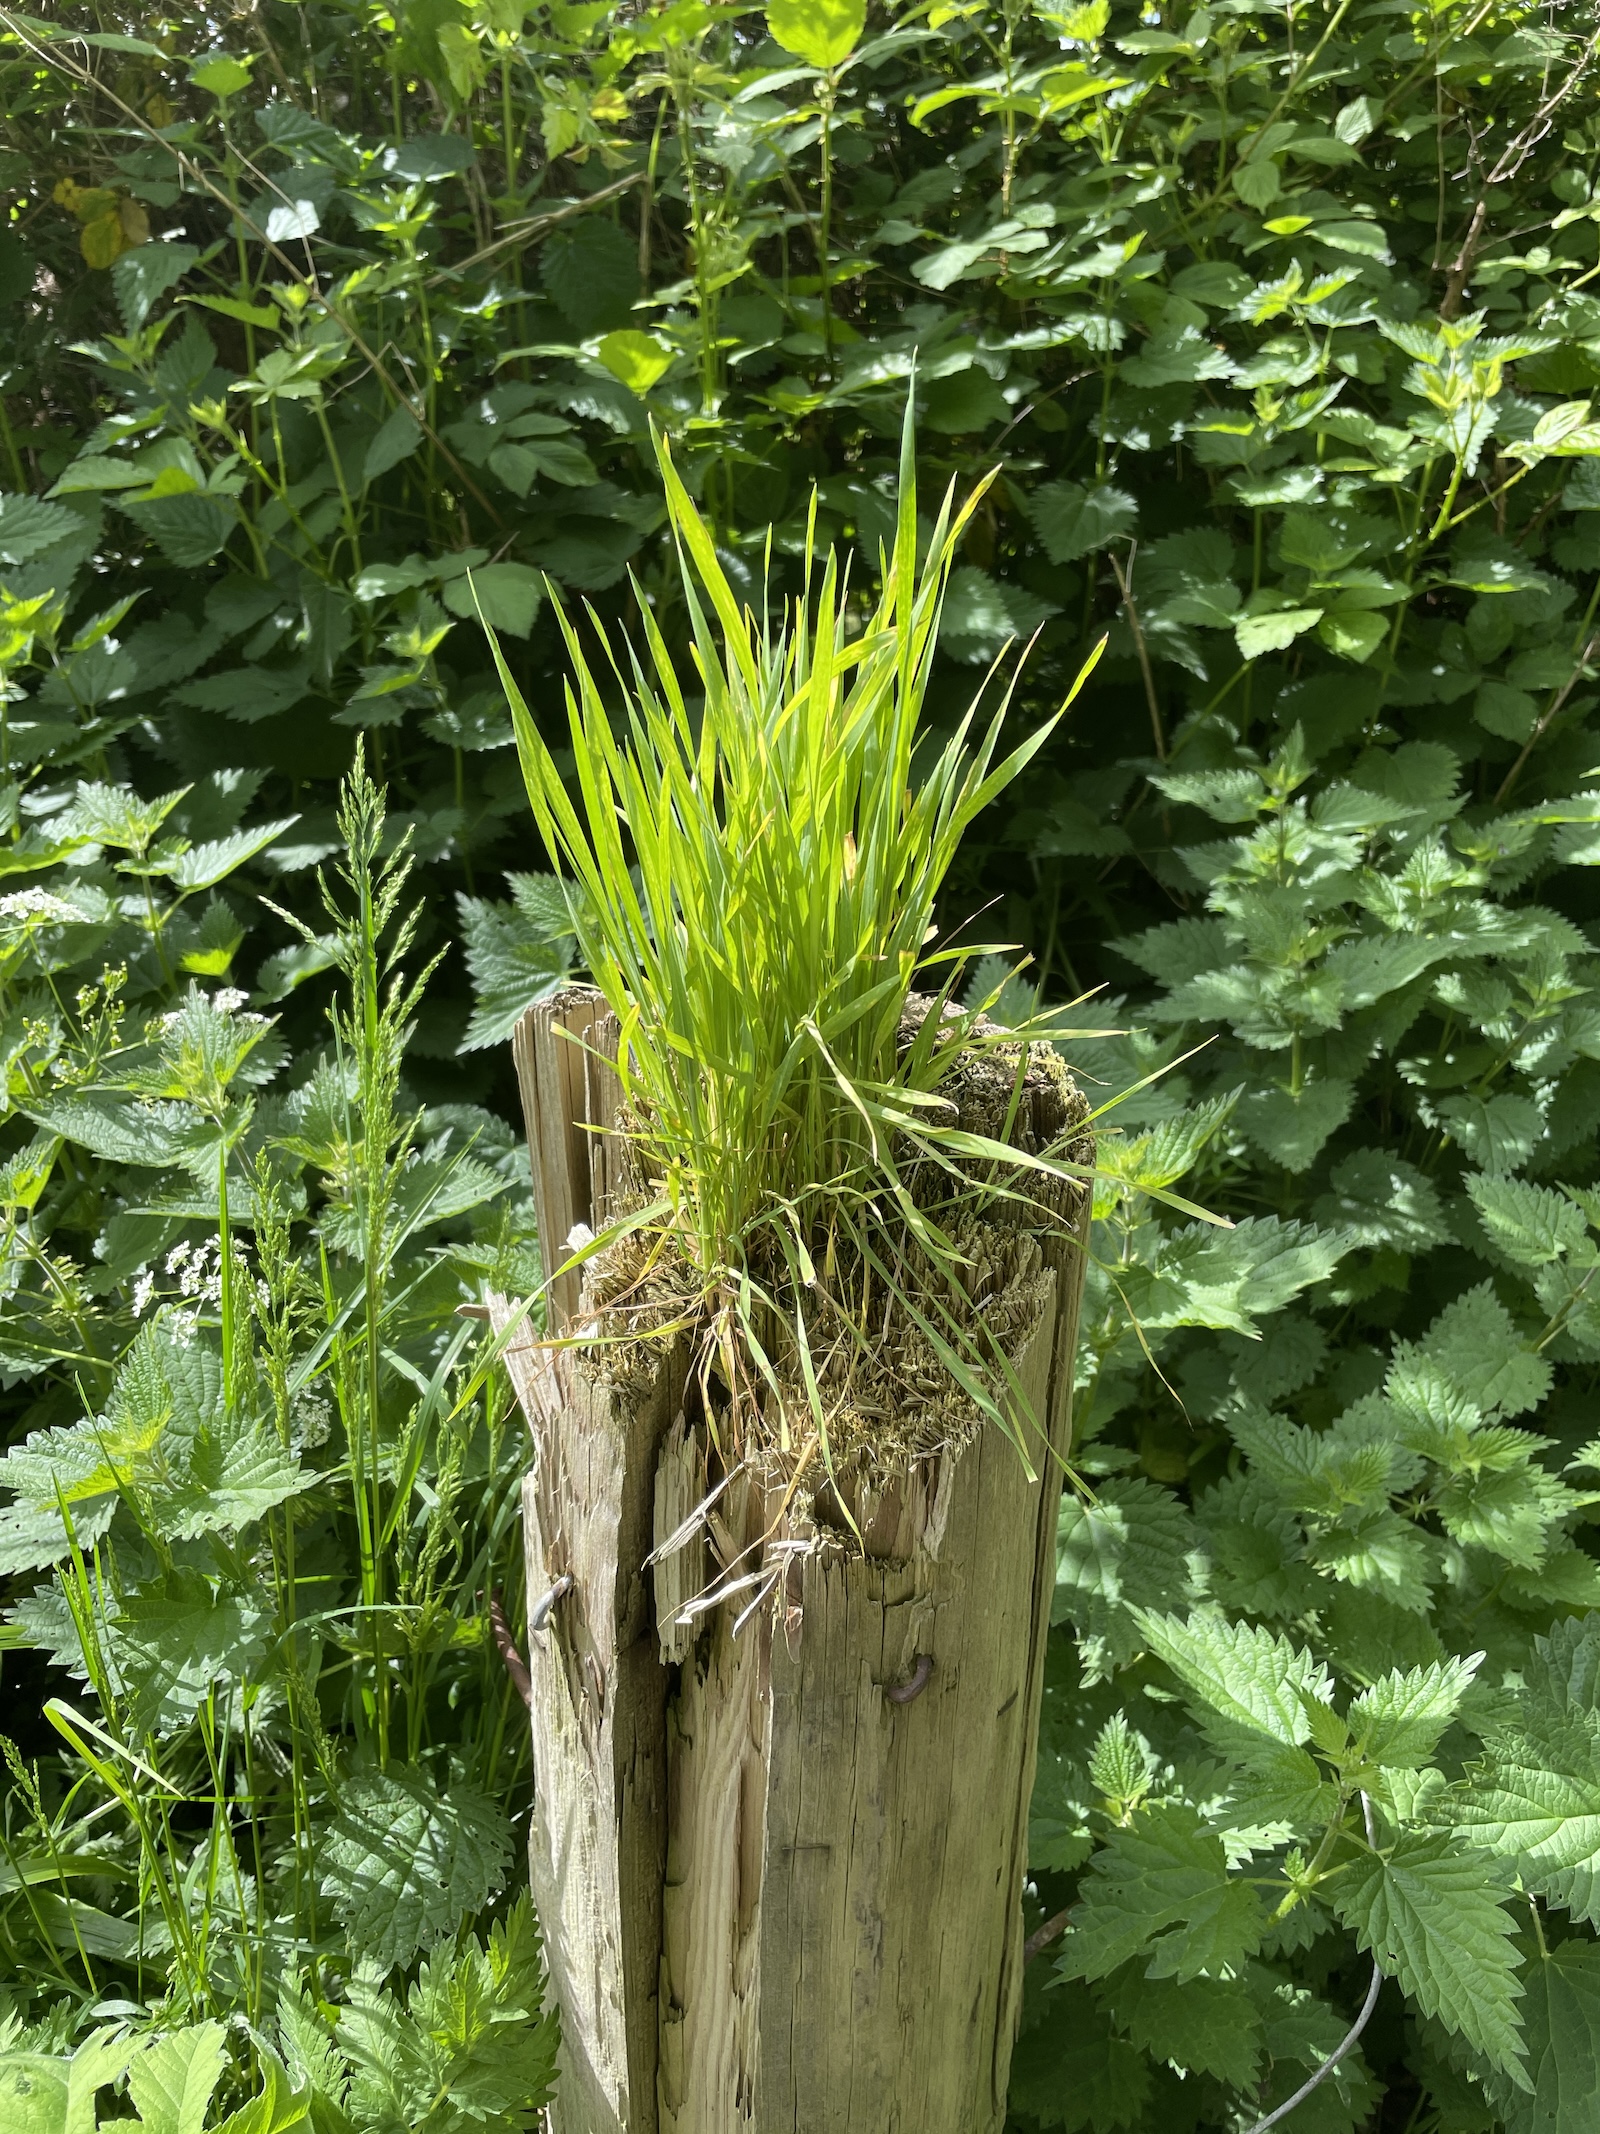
[1117,1216,1348,1335]
[190,53,253,98]
[126,2023,228,2134]
[363,404,424,482]
[1348,1654,1480,1769]
[766,0,865,69]
[1007,1978,1152,2130]
[1059,1801,1265,1982]
[456,876,575,1050]
[1313,1149,1449,1254]
[1468,1175,1590,1266]
[146,817,301,891]
[1237,1077,1354,1170]
[1412,1284,1552,1420]
[114,1575,275,1735]
[1054,1479,1207,1665]
[1026,479,1138,562]
[1133,1609,1332,1745]
[597,329,674,395]
[1101,1968,1263,2087]
[451,564,543,639]
[0,492,82,564]
[0,2057,70,2134]
[1503,1941,1600,2134]
[1331,1834,1526,2078]
[320,1764,513,1970]
[1235,602,1323,657]
[111,241,199,331]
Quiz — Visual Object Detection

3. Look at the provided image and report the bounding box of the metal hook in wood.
[886,1653,934,1705]
[529,1571,574,1637]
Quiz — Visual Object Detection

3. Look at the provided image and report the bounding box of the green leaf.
[336,1898,556,2128]
[1237,1077,1354,1170]
[0,2031,132,2134]
[1313,1149,1449,1254]
[1331,1833,1526,2078]
[1102,1968,1263,2087]
[114,1574,275,1735]
[1438,1093,1545,1174]
[456,875,575,1050]
[539,219,640,336]
[126,2023,228,2134]
[597,329,674,396]
[1007,1977,1152,2131]
[1119,1216,1348,1335]
[1413,1284,1552,1420]
[363,404,424,482]
[1451,1745,1600,1924]
[1027,480,1137,563]
[1133,1608,1332,1745]
[765,0,865,69]
[120,493,238,569]
[190,53,254,98]
[1235,602,1324,658]
[1059,1801,1265,1983]
[111,242,200,332]
[146,817,301,891]
[1503,1941,1600,2134]
[0,2057,69,2134]
[1468,1175,1590,1266]
[1054,1479,1207,1664]
[212,2053,310,2134]
[1348,1654,1480,1770]
[0,493,81,565]
[19,1092,195,1169]
[48,455,150,496]
[320,1763,513,1970]
[449,564,543,639]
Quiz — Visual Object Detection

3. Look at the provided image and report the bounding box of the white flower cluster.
[290,1386,334,1451]
[0,888,80,925]
[129,1237,264,1333]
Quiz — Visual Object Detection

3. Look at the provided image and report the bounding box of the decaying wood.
[496,987,671,2134]
[499,988,1093,2134]
[512,987,623,1334]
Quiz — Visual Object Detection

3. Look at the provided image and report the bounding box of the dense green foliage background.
[6,0,1600,2125]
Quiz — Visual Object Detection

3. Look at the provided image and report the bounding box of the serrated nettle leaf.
[320,1763,513,1971]
[1497,1940,1600,2134]
[126,2021,229,2134]
[1054,1479,1208,1663]
[1116,1215,1348,1334]
[1332,1833,1527,2079]
[1133,1609,1332,1746]
[1313,1148,1450,1253]
[1348,1654,1481,1769]
[1468,1173,1592,1265]
[1059,1800,1266,1984]
[1101,1966,1264,2087]
[1236,1075,1355,1170]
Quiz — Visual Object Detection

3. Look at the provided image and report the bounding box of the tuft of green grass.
[483,405,1104,1472]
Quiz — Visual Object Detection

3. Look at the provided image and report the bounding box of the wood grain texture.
[491,1306,680,2134]
[497,986,1095,2134]
[658,1275,1062,2133]
[500,995,666,2134]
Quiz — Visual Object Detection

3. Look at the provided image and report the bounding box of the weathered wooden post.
[493,984,1092,2134]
